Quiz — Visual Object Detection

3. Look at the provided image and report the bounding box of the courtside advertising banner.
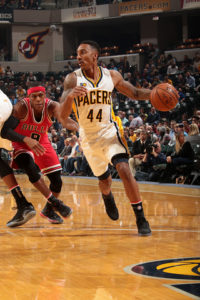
[61,5,109,22]
[119,0,170,15]
[181,0,200,9]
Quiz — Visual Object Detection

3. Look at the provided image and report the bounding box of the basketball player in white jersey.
[0,89,37,227]
[60,40,152,236]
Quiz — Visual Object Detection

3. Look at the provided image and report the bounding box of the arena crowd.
[0,45,200,185]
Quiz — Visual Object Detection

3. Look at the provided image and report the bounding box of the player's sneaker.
[40,203,63,224]
[103,197,119,220]
[7,203,36,227]
[136,217,151,236]
[48,197,73,218]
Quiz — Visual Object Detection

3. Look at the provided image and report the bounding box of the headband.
[27,86,46,96]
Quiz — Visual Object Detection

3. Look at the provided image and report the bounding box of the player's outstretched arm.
[110,70,151,100]
[50,101,79,132]
[59,72,87,120]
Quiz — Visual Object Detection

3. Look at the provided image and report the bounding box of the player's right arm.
[110,70,151,100]
[59,72,87,120]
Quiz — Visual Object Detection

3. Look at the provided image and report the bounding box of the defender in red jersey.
[2,86,78,226]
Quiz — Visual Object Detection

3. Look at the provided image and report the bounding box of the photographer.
[141,141,167,181]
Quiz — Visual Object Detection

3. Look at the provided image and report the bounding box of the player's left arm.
[49,101,79,132]
[110,70,151,100]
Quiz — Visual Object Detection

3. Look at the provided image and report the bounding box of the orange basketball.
[150,83,179,111]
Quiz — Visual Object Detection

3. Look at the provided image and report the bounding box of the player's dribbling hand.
[69,86,88,98]
[23,137,46,156]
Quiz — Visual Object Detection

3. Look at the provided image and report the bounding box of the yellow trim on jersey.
[72,101,79,121]
[82,67,102,88]
[111,109,130,156]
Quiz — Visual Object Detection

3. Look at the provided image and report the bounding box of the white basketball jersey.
[0,89,13,150]
[74,67,114,136]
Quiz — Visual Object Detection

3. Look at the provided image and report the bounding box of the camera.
[146,143,158,154]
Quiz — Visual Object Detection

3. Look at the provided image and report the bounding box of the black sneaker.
[7,203,36,227]
[48,198,73,218]
[136,217,152,236]
[103,197,119,220]
[40,203,63,224]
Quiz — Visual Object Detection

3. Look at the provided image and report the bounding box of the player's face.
[77,44,98,70]
[29,92,45,112]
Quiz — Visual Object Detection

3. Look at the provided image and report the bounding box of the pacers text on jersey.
[76,90,112,106]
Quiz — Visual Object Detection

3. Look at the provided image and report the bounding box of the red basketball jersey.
[12,97,62,175]
[13,97,52,149]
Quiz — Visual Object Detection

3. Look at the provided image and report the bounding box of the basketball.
[150,83,179,111]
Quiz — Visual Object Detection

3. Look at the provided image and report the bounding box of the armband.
[1,115,25,142]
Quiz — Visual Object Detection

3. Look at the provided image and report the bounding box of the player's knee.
[98,169,112,188]
[48,171,62,193]
[15,154,41,183]
[0,157,13,178]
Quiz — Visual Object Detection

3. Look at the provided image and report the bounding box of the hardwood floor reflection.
[0,175,199,300]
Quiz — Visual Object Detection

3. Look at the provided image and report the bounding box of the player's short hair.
[79,40,101,57]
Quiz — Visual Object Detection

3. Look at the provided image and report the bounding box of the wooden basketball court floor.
[0,174,199,300]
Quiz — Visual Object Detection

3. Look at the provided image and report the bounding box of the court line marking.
[70,182,200,198]
[1,227,200,233]
[164,283,200,300]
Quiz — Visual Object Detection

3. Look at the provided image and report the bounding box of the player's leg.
[40,171,72,223]
[14,153,72,221]
[113,156,151,236]
[98,169,119,221]
[0,155,36,227]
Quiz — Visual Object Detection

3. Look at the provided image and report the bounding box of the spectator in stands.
[185,71,196,88]
[141,141,167,181]
[26,72,37,84]
[129,130,150,177]
[191,115,200,129]
[16,85,26,100]
[18,0,29,9]
[118,110,128,127]
[9,93,18,106]
[146,106,160,124]
[169,120,177,144]
[128,127,137,143]
[130,114,143,129]
[5,66,14,78]
[59,138,72,173]
[167,61,179,76]
[167,131,194,167]
[64,136,81,175]
[161,134,175,156]
[186,123,200,147]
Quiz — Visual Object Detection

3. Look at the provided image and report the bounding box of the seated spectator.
[59,138,72,173]
[175,123,188,136]
[18,0,29,9]
[146,107,160,124]
[64,136,82,175]
[191,115,200,129]
[161,134,175,156]
[9,93,18,106]
[128,127,137,143]
[141,141,167,181]
[167,131,195,167]
[75,154,92,177]
[129,130,151,177]
[16,85,26,100]
[130,114,143,129]
[185,71,196,88]
[26,71,37,84]
[186,123,200,147]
